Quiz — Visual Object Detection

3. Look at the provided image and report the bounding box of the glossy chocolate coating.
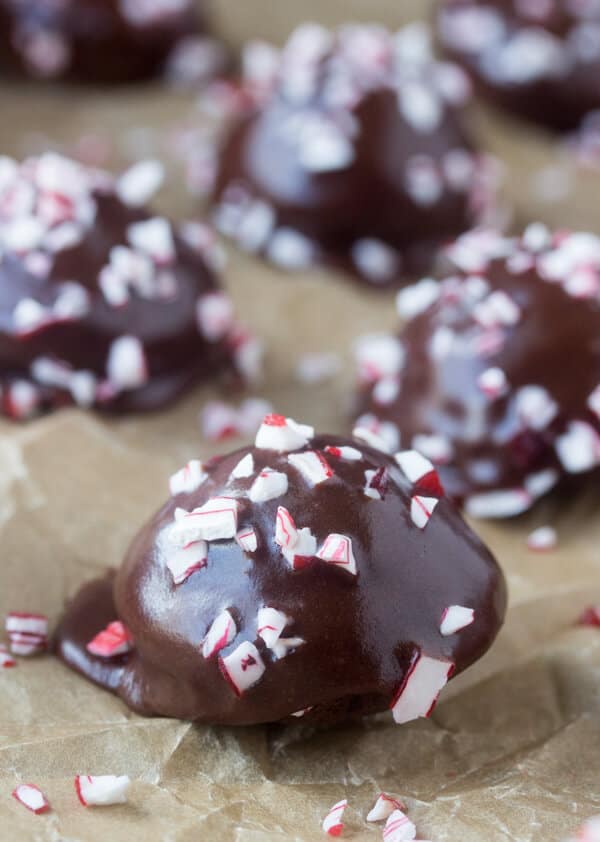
[0,0,202,83]
[0,154,242,419]
[355,228,600,515]
[212,23,492,288]
[55,432,506,725]
[437,0,600,132]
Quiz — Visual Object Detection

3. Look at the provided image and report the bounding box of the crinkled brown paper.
[1,3,600,840]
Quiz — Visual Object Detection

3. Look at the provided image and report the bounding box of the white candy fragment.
[324,445,363,461]
[166,540,208,585]
[219,640,265,696]
[317,534,357,576]
[0,645,17,668]
[288,451,333,486]
[127,217,175,264]
[249,468,289,503]
[477,366,508,398]
[5,612,48,656]
[410,495,439,529]
[382,808,417,841]
[255,414,314,452]
[275,507,317,569]
[230,453,255,480]
[440,605,475,636]
[588,385,600,421]
[354,334,405,383]
[86,621,132,658]
[364,468,387,500]
[236,527,258,553]
[411,433,453,464]
[527,526,557,552]
[366,793,405,823]
[196,292,235,342]
[75,775,131,807]
[256,606,304,657]
[514,385,558,431]
[555,421,600,473]
[465,488,532,519]
[116,160,164,207]
[352,424,393,454]
[395,450,434,484]
[396,278,440,320]
[275,506,298,549]
[202,610,237,659]
[171,497,239,543]
[12,783,50,815]
[322,799,347,837]
[106,336,148,390]
[390,653,454,724]
[169,460,207,495]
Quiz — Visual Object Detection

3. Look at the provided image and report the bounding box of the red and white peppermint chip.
[288,450,333,486]
[465,488,532,519]
[394,449,443,496]
[322,799,347,837]
[390,652,454,724]
[172,497,239,543]
[440,605,475,636]
[366,793,405,823]
[354,334,405,383]
[352,423,394,454]
[201,400,240,442]
[219,640,265,696]
[410,495,439,529]
[249,468,289,503]
[571,816,600,842]
[280,522,318,570]
[382,808,417,841]
[12,783,50,815]
[396,277,440,320]
[236,527,258,552]
[166,540,208,585]
[364,467,388,500]
[555,421,600,474]
[230,453,255,480]
[196,292,235,342]
[116,160,164,207]
[411,433,453,465]
[106,335,148,390]
[578,606,600,627]
[526,526,557,552]
[317,534,357,576]
[86,621,133,658]
[169,460,207,496]
[202,609,237,659]
[514,385,558,431]
[275,506,298,549]
[75,775,131,807]
[324,445,363,461]
[127,217,175,265]
[0,644,17,668]
[6,612,48,638]
[473,289,521,328]
[256,606,288,649]
[4,380,40,420]
[255,414,314,452]
[477,366,508,399]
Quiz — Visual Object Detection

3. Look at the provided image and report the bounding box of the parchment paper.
[1,3,599,840]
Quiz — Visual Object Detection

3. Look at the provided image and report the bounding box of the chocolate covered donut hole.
[0,0,219,84]
[437,0,600,132]
[55,415,506,726]
[212,22,495,289]
[354,225,600,517]
[0,153,259,419]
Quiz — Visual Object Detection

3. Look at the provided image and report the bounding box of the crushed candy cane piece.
[230,453,255,480]
[236,527,258,552]
[116,160,164,207]
[527,526,557,552]
[353,424,393,454]
[288,450,333,486]
[6,612,48,638]
[196,292,234,342]
[411,433,453,464]
[410,495,439,529]
[12,783,50,815]
[106,335,148,390]
[202,610,237,659]
[555,421,600,473]
[275,506,298,549]
[171,497,238,543]
[477,366,508,398]
[219,640,265,696]
[395,450,443,496]
[440,605,475,636]
[364,467,388,500]
[0,644,17,668]
[249,468,289,503]
[87,621,132,658]
[391,652,454,724]
[382,808,417,841]
[366,793,405,823]
[75,775,130,807]
[169,460,207,495]
[465,488,531,518]
[256,606,288,649]
[201,400,239,441]
[166,540,208,585]
[255,414,314,452]
[281,525,317,570]
[322,799,347,837]
[317,534,357,576]
[396,277,440,320]
[570,815,600,842]
[127,217,175,264]
[578,606,600,627]
[325,445,363,461]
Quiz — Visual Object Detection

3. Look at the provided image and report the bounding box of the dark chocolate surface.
[437,0,600,132]
[55,430,506,725]
[355,227,600,516]
[0,154,243,419]
[212,23,493,288]
[0,0,202,83]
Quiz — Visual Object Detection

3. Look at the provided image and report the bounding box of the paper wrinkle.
[1,5,600,837]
